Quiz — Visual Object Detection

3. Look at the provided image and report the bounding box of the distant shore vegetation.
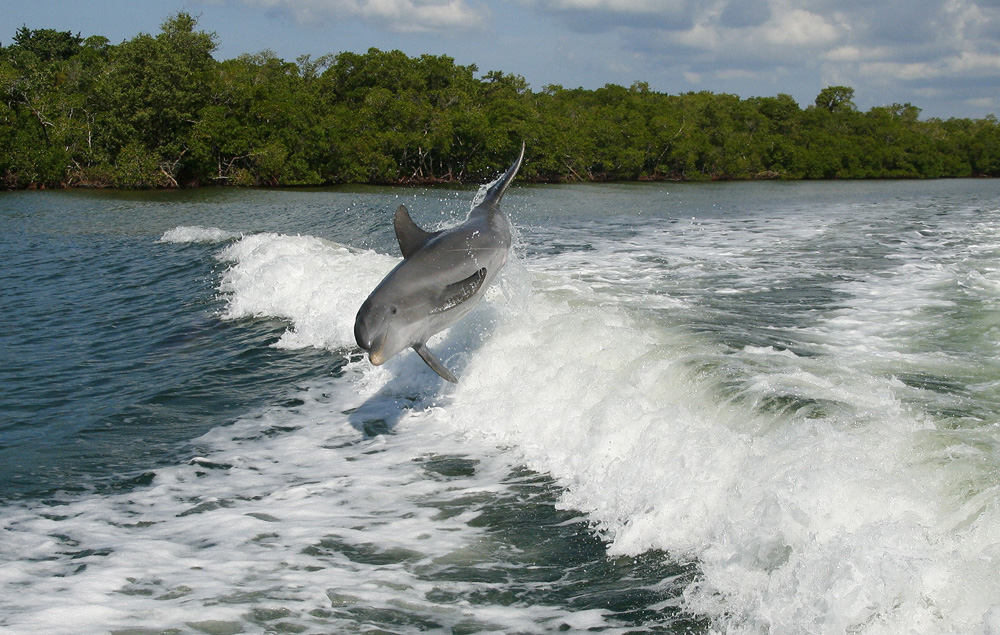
[2,13,999,190]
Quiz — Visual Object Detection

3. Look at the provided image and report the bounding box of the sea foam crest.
[216,232,397,351]
[158,225,239,244]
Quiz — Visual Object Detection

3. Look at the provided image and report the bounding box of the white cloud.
[674,21,720,50]
[761,8,839,47]
[241,0,486,32]
[524,0,696,30]
[547,0,683,12]
[966,95,998,109]
[948,49,1000,73]
[712,68,763,81]
[848,48,1000,84]
[859,60,938,82]
[822,46,893,63]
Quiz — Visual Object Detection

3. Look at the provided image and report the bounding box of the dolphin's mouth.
[354,302,385,364]
[364,328,389,366]
[368,347,386,366]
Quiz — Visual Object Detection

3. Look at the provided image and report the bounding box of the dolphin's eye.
[390,306,398,315]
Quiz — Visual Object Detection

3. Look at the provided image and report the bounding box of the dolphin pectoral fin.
[394,205,441,259]
[414,343,458,383]
[430,268,487,315]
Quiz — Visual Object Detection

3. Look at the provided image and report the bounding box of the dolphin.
[354,145,525,383]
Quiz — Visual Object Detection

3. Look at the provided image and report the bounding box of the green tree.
[969,115,1000,176]
[95,12,218,186]
[814,86,856,114]
[1,20,999,188]
[0,27,95,185]
[10,27,82,62]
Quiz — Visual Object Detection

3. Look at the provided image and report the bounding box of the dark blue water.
[0,188,389,500]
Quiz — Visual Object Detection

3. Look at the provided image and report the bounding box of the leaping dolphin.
[354,145,525,382]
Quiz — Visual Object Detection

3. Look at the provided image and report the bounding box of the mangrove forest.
[2,13,999,189]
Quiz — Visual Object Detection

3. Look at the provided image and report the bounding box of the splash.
[158,225,240,244]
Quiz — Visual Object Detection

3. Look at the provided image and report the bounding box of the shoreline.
[5,172,997,193]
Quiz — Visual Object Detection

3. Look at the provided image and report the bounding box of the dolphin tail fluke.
[414,343,458,383]
[482,142,525,207]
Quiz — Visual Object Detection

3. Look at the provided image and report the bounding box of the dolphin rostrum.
[354,145,525,382]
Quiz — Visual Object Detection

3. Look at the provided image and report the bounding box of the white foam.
[433,208,1000,634]
[216,233,397,350]
[0,371,598,634]
[158,225,240,244]
[205,216,1000,634]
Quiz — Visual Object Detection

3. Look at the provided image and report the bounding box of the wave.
[216,233,397,351]
[158,225,240,244]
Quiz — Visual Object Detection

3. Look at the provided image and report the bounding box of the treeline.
[2,13,999,189]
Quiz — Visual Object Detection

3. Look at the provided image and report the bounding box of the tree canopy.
[1,13,998,189]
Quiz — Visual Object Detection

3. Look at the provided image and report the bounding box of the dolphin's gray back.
[480,143,525,208]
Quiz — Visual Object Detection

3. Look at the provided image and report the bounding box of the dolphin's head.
[354,294,412,366]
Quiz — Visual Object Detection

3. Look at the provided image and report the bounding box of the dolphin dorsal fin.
[394,205,440,259]
[430,268,487,315]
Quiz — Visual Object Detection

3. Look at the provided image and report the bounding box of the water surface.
[2,180,1000,634]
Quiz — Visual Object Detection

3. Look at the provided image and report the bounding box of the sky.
[2,0,1000,120]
